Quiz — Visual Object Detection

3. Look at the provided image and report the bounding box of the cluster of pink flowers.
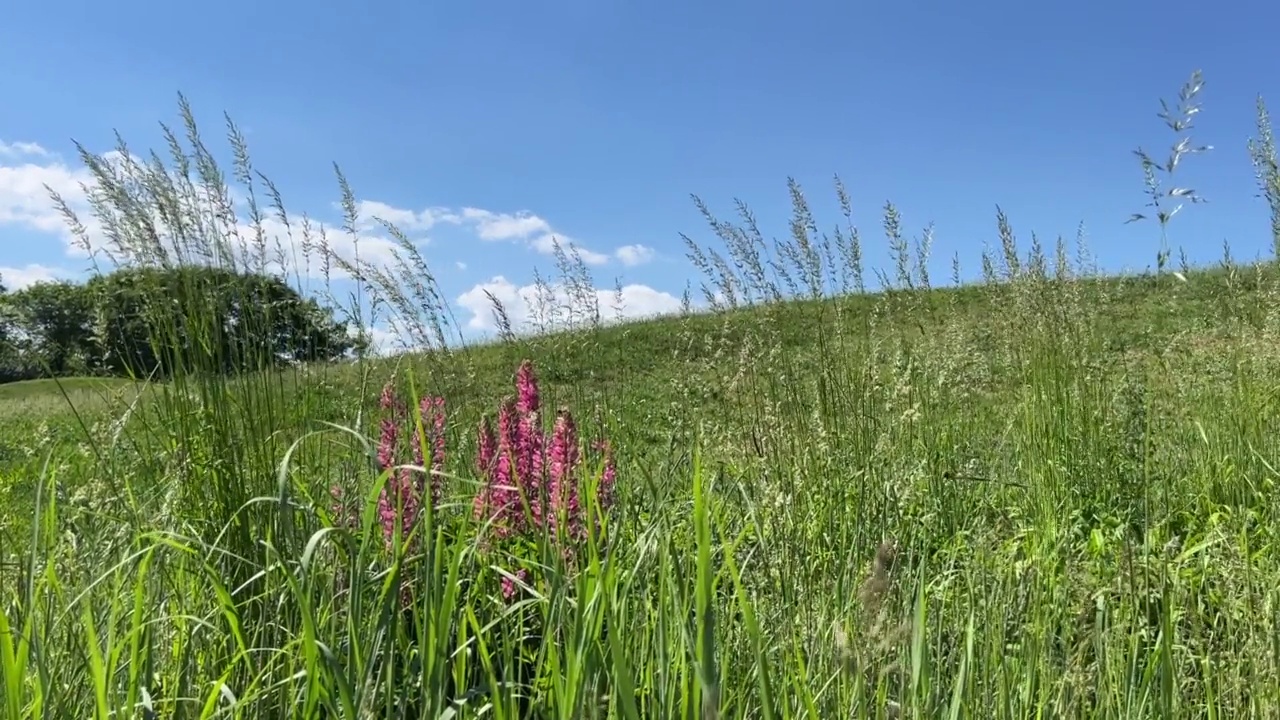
[372,381,447,543]
[472,360,617,545]
[329,360,618,603]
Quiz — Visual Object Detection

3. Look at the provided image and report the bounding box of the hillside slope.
[4,259,1280,714]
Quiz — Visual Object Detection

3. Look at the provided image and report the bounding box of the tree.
[0,280,96,377]
[0,266,359,384]
[85,265,360,379]
[0,277,19,383]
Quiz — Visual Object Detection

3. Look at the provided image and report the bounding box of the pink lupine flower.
[497,398,538,527]
[595,439,616,514]
[515,411,545,525]
[491,450,518,536]
[482,361,621,600]
[548,408,581,537]
[474,400,522,537]
[497,398,517,457]
[372,381,447,546]
[412,396,447,506]
[512,361,546,523]
[377,416,399,474]
[374,385,408,544]
[348,362,625,610]
[376,380,406,472]
[378,380,398,410]
[501,567,530,601]
[515,360,540,415]
[329,484,356,529]
[378,468,421,545]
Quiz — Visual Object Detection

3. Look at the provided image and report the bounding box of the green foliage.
[0,280,95,381]
[84,265,362,378]
[0,265,360,382]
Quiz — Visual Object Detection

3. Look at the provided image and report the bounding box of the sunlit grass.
[2,71,1280,717]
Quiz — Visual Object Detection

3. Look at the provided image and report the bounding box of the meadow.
[3,73,1280,718]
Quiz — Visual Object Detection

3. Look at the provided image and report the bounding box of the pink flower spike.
[596,439,617,514]
[477,415,497,477]
[548,408,581,535]
[377,418,398,473]
[416,396,447,505]
[501,567,530,601]
[379,380,397,410]
[515,411,545,525]
[515,360,540,415]
[474,399,522,537]
[376,380,406,473]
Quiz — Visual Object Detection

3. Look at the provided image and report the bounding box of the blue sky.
[1,0,1277,347]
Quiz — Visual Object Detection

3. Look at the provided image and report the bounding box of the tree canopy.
[0,265,363,383]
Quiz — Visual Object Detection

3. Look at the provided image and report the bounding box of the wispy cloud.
[0,141,49,158]
[456,207,615,265]
[615,243,656,266]
[0,142,656,274]
[455,275,682,332]
[353,200,460,233]
[0,263,67,290]
[0,137,678,348]
[0,140,414,280]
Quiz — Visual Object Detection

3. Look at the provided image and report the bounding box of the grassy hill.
[2,75,1279,714]
[3,255,1280,716]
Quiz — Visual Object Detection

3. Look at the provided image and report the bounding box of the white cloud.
[456,261,468,270]
[364,325,409,356]
[0,263,68,290]
[0,141,49,158]
[456,275,682,333]
[615,243,655,266]
[354,200,460,233]
[0,152,95,240]
[0,140,414,282]
[456,207,619,266]
[526,232,609,265]
[461,208,551,241]
[0,137,645,293]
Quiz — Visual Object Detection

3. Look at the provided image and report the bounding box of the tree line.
[0,265,365,384]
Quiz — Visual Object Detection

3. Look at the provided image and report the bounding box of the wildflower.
[473,400,522,537]
[515,409,545,525]
[596,439,617,515]
[373,384,399,474]
[373,380,447,545]
[329,484,356,529]
[512,360,547,526]
[501,567,530,601]
[515,359,540,415]
[547,408,581,537]
[345,362,625,610]
[472,364,620,551]
[411,396,447,506]
[476,415,497,477]
[378,468,421,545]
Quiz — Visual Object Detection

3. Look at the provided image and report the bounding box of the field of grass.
[3,74,1280,718]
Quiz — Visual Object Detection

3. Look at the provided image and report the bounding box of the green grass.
[3,74,1280,717]
[0,377,143,401]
